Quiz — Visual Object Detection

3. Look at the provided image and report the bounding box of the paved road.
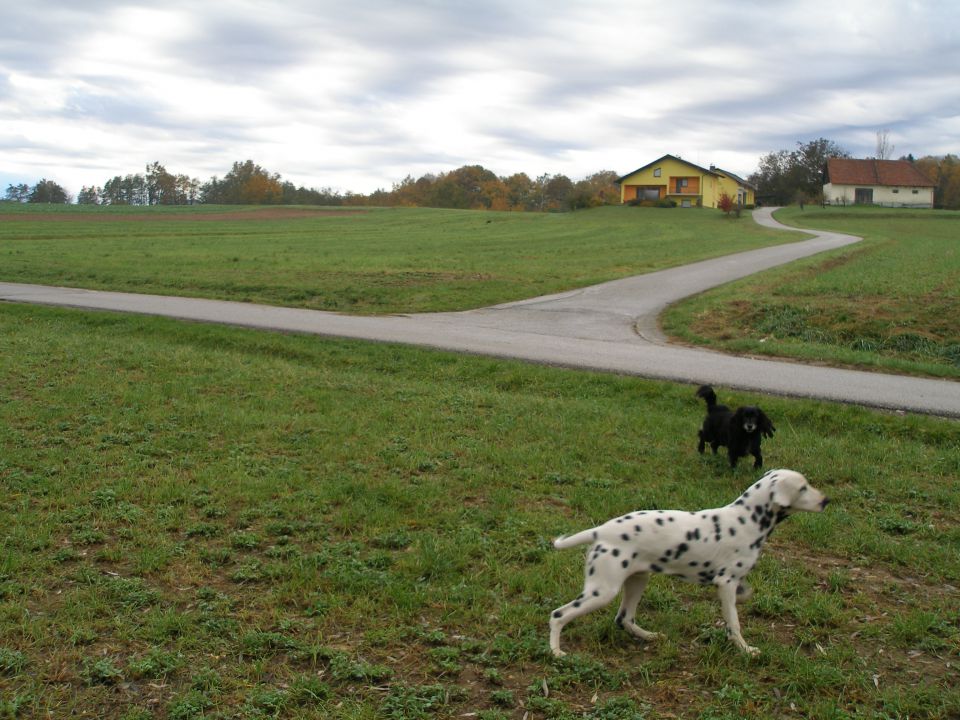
[2,208,958,417]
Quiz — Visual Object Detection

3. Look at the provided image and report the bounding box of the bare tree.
[876,129,895,160]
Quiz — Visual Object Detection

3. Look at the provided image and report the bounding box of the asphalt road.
[2,207,958,417]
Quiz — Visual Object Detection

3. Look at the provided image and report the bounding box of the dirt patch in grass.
[0,208,367,223]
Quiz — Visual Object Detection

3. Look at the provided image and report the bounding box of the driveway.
[2,207,958,417]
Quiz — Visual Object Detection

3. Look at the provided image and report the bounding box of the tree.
[4,183,30,202]
[201,160,282,204]
[915,154,960,209]
[427,165,500,209]
[175,174,200,205]
[568,170,620,210]
[875,129,895,160]
[102,174,148,205]
[792,138,849,198]
[146,162,177,205]
[28,179,70,204]
[716,191,735,215]
[77,186,102,205]
[750,138,849,204]
[502,173,535,210]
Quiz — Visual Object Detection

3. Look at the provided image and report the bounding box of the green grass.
[1,303,957,718]
[0,204,798,313]
[663,206,960,378]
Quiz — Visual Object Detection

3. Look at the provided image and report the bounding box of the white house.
[823,158,935,208]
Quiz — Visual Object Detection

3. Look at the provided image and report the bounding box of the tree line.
[5,144,959,210]
[2,160,619,212]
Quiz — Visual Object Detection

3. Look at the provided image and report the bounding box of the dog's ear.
[770,474,798,508]
[770,471,827,512]
[758,410,776,437]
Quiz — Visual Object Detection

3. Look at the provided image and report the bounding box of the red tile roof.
[826,158,935,187]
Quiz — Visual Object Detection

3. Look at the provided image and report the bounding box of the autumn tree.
[716,191,735,215]
[502,173,535,210]
[201,160,283,204]
[915,154,960,209]
[428,165,500,209]
[568,170,620,209]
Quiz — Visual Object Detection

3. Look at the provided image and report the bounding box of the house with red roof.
[823,158,935,208]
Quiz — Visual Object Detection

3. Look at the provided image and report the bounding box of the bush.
[627,198,676,208]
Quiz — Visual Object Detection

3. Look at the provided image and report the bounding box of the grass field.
[1,304,958,719]
[1,203,958,718]
[0,203,800,314]
[662,206,960,379]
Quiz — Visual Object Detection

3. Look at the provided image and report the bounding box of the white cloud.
[1,0,958,196]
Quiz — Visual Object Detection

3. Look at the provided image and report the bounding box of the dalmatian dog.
[549,469,828,657]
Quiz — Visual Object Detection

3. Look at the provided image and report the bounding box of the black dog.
[696,385,775,469]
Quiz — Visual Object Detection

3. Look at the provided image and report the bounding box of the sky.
[2,0,959,198]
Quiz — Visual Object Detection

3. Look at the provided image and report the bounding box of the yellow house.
[617,154,756,208]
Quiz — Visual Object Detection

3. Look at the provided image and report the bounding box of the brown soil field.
[0,207,367,222]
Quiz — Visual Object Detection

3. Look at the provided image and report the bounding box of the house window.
[653,168,661,177]
[892,188,899,194]
[912,189,919,194]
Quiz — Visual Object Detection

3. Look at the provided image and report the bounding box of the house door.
[854,188,873,205]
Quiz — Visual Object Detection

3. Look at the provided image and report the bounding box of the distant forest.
[6,142,960,209]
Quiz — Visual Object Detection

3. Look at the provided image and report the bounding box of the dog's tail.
[696,384,718,409]
[553,529,598,550]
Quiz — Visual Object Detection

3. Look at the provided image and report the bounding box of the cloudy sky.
[2,0,958,198]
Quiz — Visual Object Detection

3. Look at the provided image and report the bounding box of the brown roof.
[826,158,935,187]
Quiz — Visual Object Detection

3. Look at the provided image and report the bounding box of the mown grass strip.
[0,204,798,314]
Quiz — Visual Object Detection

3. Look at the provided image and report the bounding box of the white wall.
[823,183,933,208]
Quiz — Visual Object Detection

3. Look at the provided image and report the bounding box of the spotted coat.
[548,469,829,658]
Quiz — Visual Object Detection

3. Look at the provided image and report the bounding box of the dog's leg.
[549,584,620,658]
[717,581,759,655]
[752,449,763,469]
[736,580,753,603]
[697,431,705,454]
[728,449,739,468]
[615,572,660,643]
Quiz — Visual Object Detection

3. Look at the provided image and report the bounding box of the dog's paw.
[550,647,567,659]
[744,645,761,657]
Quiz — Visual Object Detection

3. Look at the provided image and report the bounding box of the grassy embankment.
[663,206,960,379]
